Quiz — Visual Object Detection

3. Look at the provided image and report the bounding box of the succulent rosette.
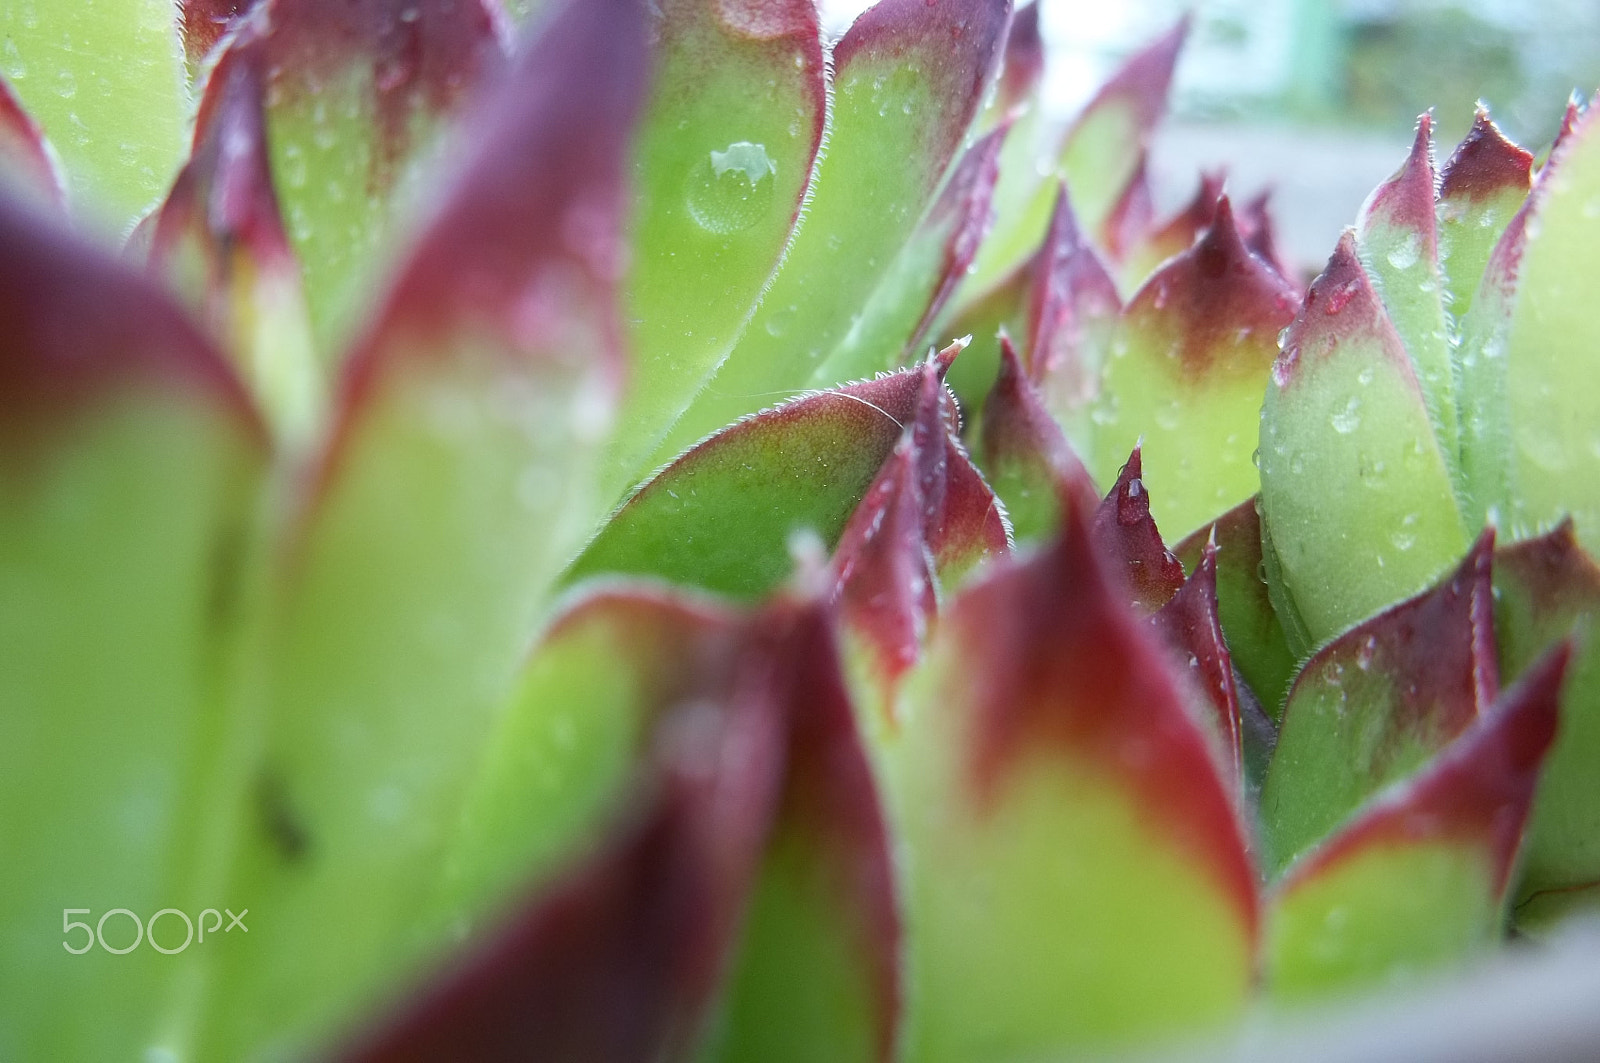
[3,1,1600,1060]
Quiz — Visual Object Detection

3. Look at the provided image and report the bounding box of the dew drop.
[1385,231,1421,271]
[1331,397,1362,434]
[686,141,776,235]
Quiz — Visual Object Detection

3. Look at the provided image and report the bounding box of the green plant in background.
[2,0,1599,1060]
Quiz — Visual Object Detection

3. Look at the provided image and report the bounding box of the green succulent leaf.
[0,202,269,1062]
[1456,96,1600,554]
[1092,195,1299,539]
[1494,522,1600,918]
[1267,646,1566,998]
[652,0,1011,464]
[1261,533,1498,878]
[706,603,903,1063]
[147,47,320,445]
[810,120,1007,389]
[963,15,1186,297]
[602,0,826,499]
[1173,497,1299,720]
[434,585,746,936]
[885,492,1258,1061]
[0,75,64,207]
[221,0,506,359]
[344,607,791,1063]
[571,353,970,600]
[1260,233,1469,645]
[1436,108,1532,322]
[0,0,187,229]
[197,1,649,1053]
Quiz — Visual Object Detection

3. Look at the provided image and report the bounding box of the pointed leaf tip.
[0,76,64,207]
[979,333,1099,541]
[1358,112,1438,243]
[1125,193,1299,377]
[0,198,263,445]
[1440,108,1534,203]
[1273,231,1410,388]
[992,2,1043,119]
[1029,181,1122,386]
[1093,446,1186,612]
[1154,545,1243,785]
[182,0,259,65]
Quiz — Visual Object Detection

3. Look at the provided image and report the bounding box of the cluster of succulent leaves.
[4,0,1600,1059]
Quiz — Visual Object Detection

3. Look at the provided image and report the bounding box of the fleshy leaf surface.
[602,0,826,498]
[0,200,267,1062]
[886,492,1257,1060]
[1458,99,1600,555]
[1092,195,1299,538]
[1267,647,1566,998]
[180,0,260,67]
[199,0,647,1054]
[1,0,187,227]
[1092,446,1186,613]
[1173,497,1297,719]
[221,0,505,356]
[654,0,1010,464]
[148,45,320,444]
[978,0,1040,129]
[812,121,1006,389]
[1112,169,1225,292]
[1261,533,1498,877]
[1494,522,1600,911]
[1260,232,1469,645]
[571,357,970,600]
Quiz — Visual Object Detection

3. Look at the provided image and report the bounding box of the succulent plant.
[3,0,1600,1060]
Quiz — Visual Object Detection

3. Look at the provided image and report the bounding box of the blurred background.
[819,0,1600,274]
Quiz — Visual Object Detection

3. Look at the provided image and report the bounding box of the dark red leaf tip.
[1496,517,1600,616]
[1283,642,1569,899]
[711,0,819,41]
[1027,181,1121,384]
[1125,193,1300,378]
[238,0,503,176]
[153,46,293,271]
[980,333,1100,510]
[1092,444,1186,612]
[834,0,1013,180]
[0,75,64,206]
[339,0,647,387]
[909,126,1009,353]
[1272,230,1414,389]
[1439,107,1533,204]
[0,197,265,449]
[1154,541,1243,784]
[1099,150,1156,262]
[1239,188,1294,284]
[992,1,1043,118]
[1548,93,1586,166]
[1072,12,1189,140]
[181,0,259,65]
[1358,112,1439,248]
